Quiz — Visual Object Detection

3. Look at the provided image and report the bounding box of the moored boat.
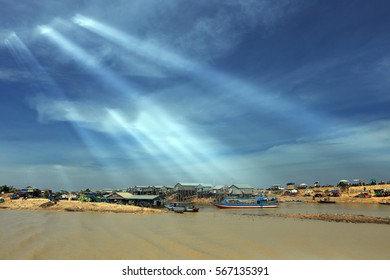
[379,201,390,205]
[211,197,278,209]
[318,198,336,204]
[165,202,199,212]
[283,199,303,203]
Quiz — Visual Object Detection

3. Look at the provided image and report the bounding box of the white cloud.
[70,0,306,66]
[29,95,139,134]
[0,68,23,81]
[170,0,303,62]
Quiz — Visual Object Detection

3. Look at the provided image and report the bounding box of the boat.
[164,202,199,213]
[318,198,336,204]
[173,206,185,213]
[379,201,390,205]
[211,197,278,209]
[283,199,303,203]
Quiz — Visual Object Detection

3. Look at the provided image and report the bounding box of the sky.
[1,0,390,191]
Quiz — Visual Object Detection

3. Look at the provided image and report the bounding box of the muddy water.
[1,204,389,260]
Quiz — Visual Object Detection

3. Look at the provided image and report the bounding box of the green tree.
[0,185,15,193]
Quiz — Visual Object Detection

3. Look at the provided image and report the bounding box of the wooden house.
[229,184,255,197]
[174,182,215,200]
[131,185,157,195]
[126,195,164,207]
[196,183,214,198]
[106,192,133,204]
[211,185,229,195]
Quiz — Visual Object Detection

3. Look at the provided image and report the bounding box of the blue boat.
[211,197,278,209]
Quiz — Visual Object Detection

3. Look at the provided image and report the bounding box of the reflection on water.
[1,204,389,260]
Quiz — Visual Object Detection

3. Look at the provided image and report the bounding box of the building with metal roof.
[229,184,255,197]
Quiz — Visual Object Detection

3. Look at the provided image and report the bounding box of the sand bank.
[277,195,390,204]
[275,185,390,204]
[243,213,390,225]
[0,197,166,214]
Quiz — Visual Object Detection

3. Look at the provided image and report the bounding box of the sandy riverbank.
[272,184,390,204]
[0,196,166,214]
[242,213,390,225]
[277,195,390,204]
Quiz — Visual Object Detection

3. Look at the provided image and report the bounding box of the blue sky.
[1,0,390,190]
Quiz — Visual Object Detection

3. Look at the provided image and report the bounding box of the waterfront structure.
[228,184,255,197]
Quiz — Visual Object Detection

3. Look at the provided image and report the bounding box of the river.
[1,203,389,260]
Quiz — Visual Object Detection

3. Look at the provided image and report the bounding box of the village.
[1,179,390,211]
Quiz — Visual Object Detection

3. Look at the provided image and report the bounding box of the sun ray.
[71,15,336,139]
[39,26,229,182]
[4,33,122,184]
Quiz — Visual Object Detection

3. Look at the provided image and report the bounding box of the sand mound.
[0,197,166,214]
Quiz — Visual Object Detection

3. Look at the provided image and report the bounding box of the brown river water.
[1,203,389,260]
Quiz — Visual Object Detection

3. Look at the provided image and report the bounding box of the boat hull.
[211,197,278,209]
[379,202,390,205]
[212,203,278,209]
[173,207,185,213]
[165,202,200,213]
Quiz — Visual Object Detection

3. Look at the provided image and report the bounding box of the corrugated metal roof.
[176,182,202,187]
[231,184,254,189]
[213,185,228,190]
[107,192,133,199]
[198,183,214,188]
[128,195,162,200]
[176,182,214,187]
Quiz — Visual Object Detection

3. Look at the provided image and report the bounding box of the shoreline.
[2,197,390,226]
[1,190,390,216]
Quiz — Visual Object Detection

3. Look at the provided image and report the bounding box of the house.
[374,189,390,197]
[330,190,340,197]
[298,183,308,189]
[268,184,283,191]
[22,186,41,198]
[229,184,255,197]
[284,189,298,196]
[196,183,214,198]
[174,182,201,191]
[174,182,214,200]
[286,182,296,190]
[210,185,230,201]
[106,192,133,204]
[338,180,350,191]
[196,183,213,192]
[127,195,164,207]
[352,179,362,186]
[131,185,157,195]
[154,185,175,195]
[211,185,229,195]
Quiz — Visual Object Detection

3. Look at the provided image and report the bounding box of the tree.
[0,185,15,193]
